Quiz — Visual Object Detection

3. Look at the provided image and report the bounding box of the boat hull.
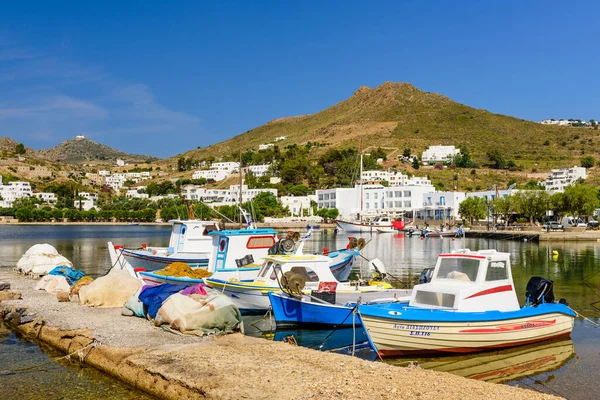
[359,303,575,356]
[138,267,260,286]
[335,220,393,233]
[205,252,356,313]
[269,291,411,328]
[122,249,210,272]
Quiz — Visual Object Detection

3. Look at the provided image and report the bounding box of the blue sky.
[1,1,599,157]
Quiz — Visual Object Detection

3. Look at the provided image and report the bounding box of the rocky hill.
[0,136,35,155]
[38,137,158,164]
[174,82,591,170]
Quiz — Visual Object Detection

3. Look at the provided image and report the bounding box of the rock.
[4,311,21,325]
[56,291,70,302]
[0,290,22,301]
[0,281,10,291]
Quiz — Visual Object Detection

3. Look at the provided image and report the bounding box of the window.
[435,258,480,281]
[318,194,323,200]
[395,191,402,198]
[366,203,370,209]
[404,191,411,197]
[440,196,445,206]
[366,193,370,200]
[485,261,508,281]
[404,201,411,208]
[246,236,276,249]
[258,261,274,278]
[374,193,378,200]
[415,291,455,308]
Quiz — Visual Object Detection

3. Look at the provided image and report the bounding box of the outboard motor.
[526,276,555,306]
[419,268,434,284]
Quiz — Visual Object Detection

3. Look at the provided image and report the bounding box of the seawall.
[0,269,560,400]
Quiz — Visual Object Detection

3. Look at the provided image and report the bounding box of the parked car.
[542,221,563,231]
[588,221,599,230]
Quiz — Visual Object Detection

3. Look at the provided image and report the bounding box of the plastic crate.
[311,290,336,304]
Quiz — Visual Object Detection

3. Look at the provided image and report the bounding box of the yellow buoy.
[552,250,559,256]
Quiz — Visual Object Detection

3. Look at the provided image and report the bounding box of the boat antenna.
[359,138,363,222]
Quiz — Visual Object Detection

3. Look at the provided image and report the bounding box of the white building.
[259,143,274,150]
[0,180,33,208]
[421,145,460,165]
[274,136,287,142]
[181,184,277,205]
[541,166,587,192]
[105,174,126,190]
[316,183,437,218]
[116,159,126,167]
[35,192,57,204]
[192,162,240,182]
[126,189,150,199]
[280,195,314,216]
[98,170,111,176]
[248,164,271,178]
[418,191,466,221]
[361,170,432,186]
[74,192,99,211]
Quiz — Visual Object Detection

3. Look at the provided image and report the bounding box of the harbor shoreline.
[0,269,560,400]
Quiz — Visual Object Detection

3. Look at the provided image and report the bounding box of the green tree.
[513,190,550,224]
[556,184,598,217]
[581,156,595,169]
[458,197,487,225]
[523,180,543,190]
[492,195,515,227]
[15,143,26,155]
[403,148,411,157]
[412,157,420,170]
[487,150,505,169]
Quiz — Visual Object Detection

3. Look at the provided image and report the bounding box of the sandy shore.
[0,268,561,400]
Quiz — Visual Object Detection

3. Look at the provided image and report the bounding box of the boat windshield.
[435,257,480,282]
[257,261,274,279]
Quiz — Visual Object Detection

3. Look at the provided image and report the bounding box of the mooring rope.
[570,308,600,328]
[0,338,101,376]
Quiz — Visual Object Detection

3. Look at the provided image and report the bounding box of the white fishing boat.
[119,219,219,271]
[204,250,359,314]
[335,215,396,233]
[359,249,575,356]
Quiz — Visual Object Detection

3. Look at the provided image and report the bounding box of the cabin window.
[258,261,274,278]
[202,224,218,236]
[435,258,480,282]
[246,236,276,249]
[485,261,508,281]
[414,290,455,308]
[290,266,319,282]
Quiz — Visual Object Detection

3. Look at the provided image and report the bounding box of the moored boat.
[204,251,358,314]
[121,219,219,271]
[335,216,394,233]
[359,249,575,356]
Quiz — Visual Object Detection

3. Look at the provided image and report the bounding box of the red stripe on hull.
[377,332,572,357]
[464,284,513,299]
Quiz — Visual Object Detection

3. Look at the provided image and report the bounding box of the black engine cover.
[525,276,555,306]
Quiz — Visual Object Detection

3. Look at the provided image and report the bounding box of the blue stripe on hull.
[358,302,576,323]
[269,292,361,327]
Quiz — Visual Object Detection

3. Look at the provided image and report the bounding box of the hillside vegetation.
[172,82,600,189]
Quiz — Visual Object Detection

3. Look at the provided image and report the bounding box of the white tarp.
[79,268,142,308]
[35,275,71,294]
[16,244,73,277]
[155,291,242,335]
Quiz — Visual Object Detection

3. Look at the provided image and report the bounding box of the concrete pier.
[0,268,560,400]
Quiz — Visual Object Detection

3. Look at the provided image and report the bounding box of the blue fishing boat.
[359,249,576,356]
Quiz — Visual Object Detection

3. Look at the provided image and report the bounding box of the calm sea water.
[1,225,600,398]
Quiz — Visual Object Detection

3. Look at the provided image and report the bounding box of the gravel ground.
[0,266,562,399]
[0,267,201,348]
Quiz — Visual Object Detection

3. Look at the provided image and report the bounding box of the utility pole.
[239,149,243,228]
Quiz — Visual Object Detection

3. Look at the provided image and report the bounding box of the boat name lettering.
[489,262,505,269]
[392,324,439,331]
[409,331,431,336]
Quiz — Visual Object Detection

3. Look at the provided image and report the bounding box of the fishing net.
[154,262,211,279]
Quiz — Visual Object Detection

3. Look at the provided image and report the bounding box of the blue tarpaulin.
[138,284,184,319]
[48,266,86,286]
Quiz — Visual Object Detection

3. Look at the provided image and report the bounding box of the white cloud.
[0,95,107,120]
[114,83,200,124]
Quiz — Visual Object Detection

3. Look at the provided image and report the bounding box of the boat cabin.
[208,229,279,273]
[167,220,220,254]
[254,254,339,290]
[409,249,520,312]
